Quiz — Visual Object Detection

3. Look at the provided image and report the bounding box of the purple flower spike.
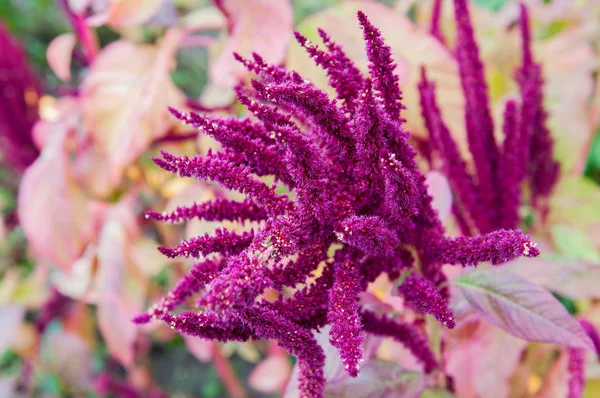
[140,12,540,397]
[335,216,399,257]
[437,229,539,266]
[453,0,501,229]
[362,310,438,373]
[420,3,559,231]
[398,274,455,328]
[328,250,364,377]
[0,23,41,171]
[357,11,404,120]
[567,348,585,398]
[516,5,559,210]
[419,68,492,233]
[146,198,267,224]
[157,229,254,259]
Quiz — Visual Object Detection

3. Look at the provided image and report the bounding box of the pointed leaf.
[453,269,594,350]
[47,33,76,81]
[81,32,184,185]
[325,360,425,398]
[249,355,292,393]
[425,171,452,223]
[210,0,293,86]
[18,129,98,271]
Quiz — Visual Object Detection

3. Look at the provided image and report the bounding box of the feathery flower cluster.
[419,1,559,234]
[0,23,40,171]
[136,11,539,398]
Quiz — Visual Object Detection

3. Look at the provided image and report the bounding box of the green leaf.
[551,225,600,264]
[473,0,508,12]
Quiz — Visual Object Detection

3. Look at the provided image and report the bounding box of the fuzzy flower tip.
[419,2,559,233]
[139,11,539,398]
[399,274,455,328]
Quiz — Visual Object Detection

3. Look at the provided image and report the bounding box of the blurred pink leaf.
[249,355,292,393]
[96,203,145,368]
[42,330,94,391]
[211,0,293,86]
[52,244,97,301]
[18,129,99,271]
[130,237,168,277]
[0,305,25,353]
[0,214,5,242]
[185,336,214,362]
[107,0,164,28]
[47,33,76,81]
[81,31,184,185]
[445,321,527,398]
[536,349,569,398]
[505,257,600,300]
[453,269,594,350]
[85,0,165,28]
[425,171,452,223]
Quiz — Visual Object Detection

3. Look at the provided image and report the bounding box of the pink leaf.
[445,320,527,398]
[47,33,76,81]
[96,205,145,368]
[211,0,293,86]
[249,355,292,393]
[18,130,98,271]
[81,31,184,186]
[324,360,425,398]
[0,305,25,353]
[106,0,165,28]
[453,269,594,350]
[425,171,452,223]
[185,336,214,362]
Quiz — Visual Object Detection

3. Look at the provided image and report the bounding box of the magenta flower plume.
[0,23,41,172]
[398,274,455,328]
[567,348,585,398]
[137,11,539,398]
[419,1,559,233]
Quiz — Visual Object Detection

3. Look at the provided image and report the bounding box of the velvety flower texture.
[0,23,40,171]
[419,1,559,234]
[136,11,539,398]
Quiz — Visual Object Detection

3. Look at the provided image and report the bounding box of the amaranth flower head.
[136,10,539,398]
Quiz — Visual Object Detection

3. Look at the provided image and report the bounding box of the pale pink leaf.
[505,257,600,300]
[325,360,425,398]
[0,214,5,242]
[536,349,569,398]
[249,355,292,393]
[18,130,97,271]
[453,269,594,350]
[185,336,214,362]
[425,171,452,223]
[47,33,76,81]
[106,0,165,28]
[52,245,97,301]
[210,0,293,86]
[445,321,527,398]
[81,31,184,185]
[0,305,25,353]
[95,205,144,368]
